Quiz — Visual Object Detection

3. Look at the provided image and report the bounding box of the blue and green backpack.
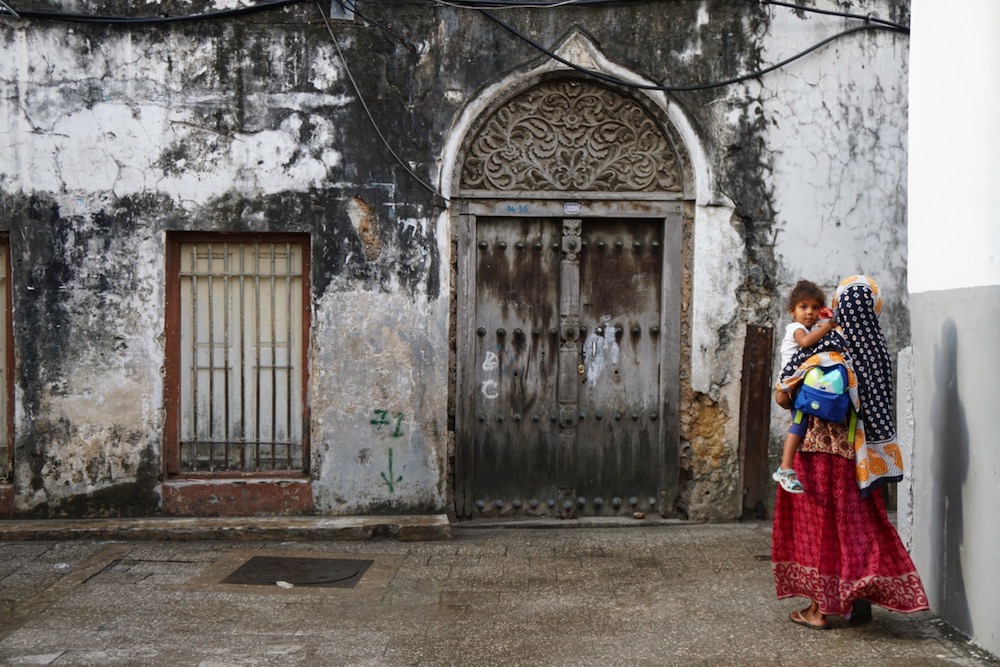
[792,364,858,439]
[794,365,849,421]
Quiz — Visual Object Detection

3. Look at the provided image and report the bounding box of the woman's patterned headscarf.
[831,275,902,495]
[776,275,903,495]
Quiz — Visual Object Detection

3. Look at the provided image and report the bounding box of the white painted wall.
[906,0,1000,657]
[747,5,912,495]
[765,17,909,297]
[1,31,347,207]
[908,1,1000,295]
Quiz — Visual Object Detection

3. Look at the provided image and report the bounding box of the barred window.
[165,235,310,475]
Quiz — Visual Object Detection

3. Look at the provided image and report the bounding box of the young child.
[772,280,837,493]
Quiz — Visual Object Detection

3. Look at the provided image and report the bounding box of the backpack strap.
[792,396,855,441]
[847,406,858,444]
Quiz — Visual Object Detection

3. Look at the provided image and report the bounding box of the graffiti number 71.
[370,409,405,437]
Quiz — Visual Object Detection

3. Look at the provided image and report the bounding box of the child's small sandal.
[772,467,804,494]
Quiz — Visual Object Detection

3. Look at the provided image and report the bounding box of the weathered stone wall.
[0,0,910,518]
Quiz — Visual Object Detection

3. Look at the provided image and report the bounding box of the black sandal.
[848,599,873,626]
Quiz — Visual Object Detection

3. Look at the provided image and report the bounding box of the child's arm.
[775,389,792,409]
[793,318,836,349]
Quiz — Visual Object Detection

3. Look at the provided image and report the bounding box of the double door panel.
[471,217,663,516]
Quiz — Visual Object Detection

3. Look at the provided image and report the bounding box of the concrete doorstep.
[0,514,452,542]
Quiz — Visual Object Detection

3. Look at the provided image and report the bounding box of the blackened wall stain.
[3,193,168,514]
[12,195,75,416]
[308,191,440,299]
[12,193,162,396]
[144,188,441,301]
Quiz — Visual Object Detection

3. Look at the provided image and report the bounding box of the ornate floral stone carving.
[461,81,682,193]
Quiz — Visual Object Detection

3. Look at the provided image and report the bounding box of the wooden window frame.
[0,236,12,481]
[163,232,311,479]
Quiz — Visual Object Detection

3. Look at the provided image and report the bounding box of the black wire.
[759,0,909,35]
[478,8,902,93]
[5,0,909,94]
[9,0,305,24]
[0,0,626,20]
[5,0,912,40]
[314,0,449,204]
[362,0,910,34]
[4,0,912,33]
[335,0,418,52]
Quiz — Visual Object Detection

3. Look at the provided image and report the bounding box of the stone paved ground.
[0,521,996,666]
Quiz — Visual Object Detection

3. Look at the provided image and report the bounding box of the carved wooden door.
[471,218,561,514]
[468,216,665,517]
[575,219,663,513]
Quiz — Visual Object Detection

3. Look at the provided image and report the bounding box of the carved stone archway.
[458,77,691,198]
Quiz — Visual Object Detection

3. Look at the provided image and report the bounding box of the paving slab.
[0,521,996,666]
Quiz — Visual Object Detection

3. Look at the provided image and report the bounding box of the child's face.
[791,298,824,328]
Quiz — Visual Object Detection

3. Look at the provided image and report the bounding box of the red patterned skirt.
[772,450,929,617]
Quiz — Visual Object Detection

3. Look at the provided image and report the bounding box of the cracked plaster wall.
[1,7,448,515]
[751,7,911,502]
[0,0,910,519]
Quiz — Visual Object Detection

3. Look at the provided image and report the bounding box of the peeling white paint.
[1,29,348,205]
[679,2,711,62]
[690,205,742,396]
[309,45,343,90]
[398,217,427,236]
[582,318,620,387]
[246,92,351,112]
[3,100,345,203]
[11,216,165,510]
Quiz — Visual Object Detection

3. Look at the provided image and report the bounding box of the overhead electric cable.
[315,0,449,205]
[3,0,912,35]
[335,0,417,51]
[758,0,909,34]
[429,0,586,9]
[9,0,303,24]
[0,0,20,18]
[362,0,910,32]
[476,7,902,93]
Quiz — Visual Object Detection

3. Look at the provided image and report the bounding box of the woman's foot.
[790,603,830,630]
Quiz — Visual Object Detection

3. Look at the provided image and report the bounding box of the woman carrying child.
[771,275,928,629]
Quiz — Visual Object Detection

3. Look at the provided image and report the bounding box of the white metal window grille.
[0,241,8,480]
[178,242,304,472]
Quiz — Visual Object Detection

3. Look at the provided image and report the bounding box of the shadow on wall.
[929,319,971,635]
